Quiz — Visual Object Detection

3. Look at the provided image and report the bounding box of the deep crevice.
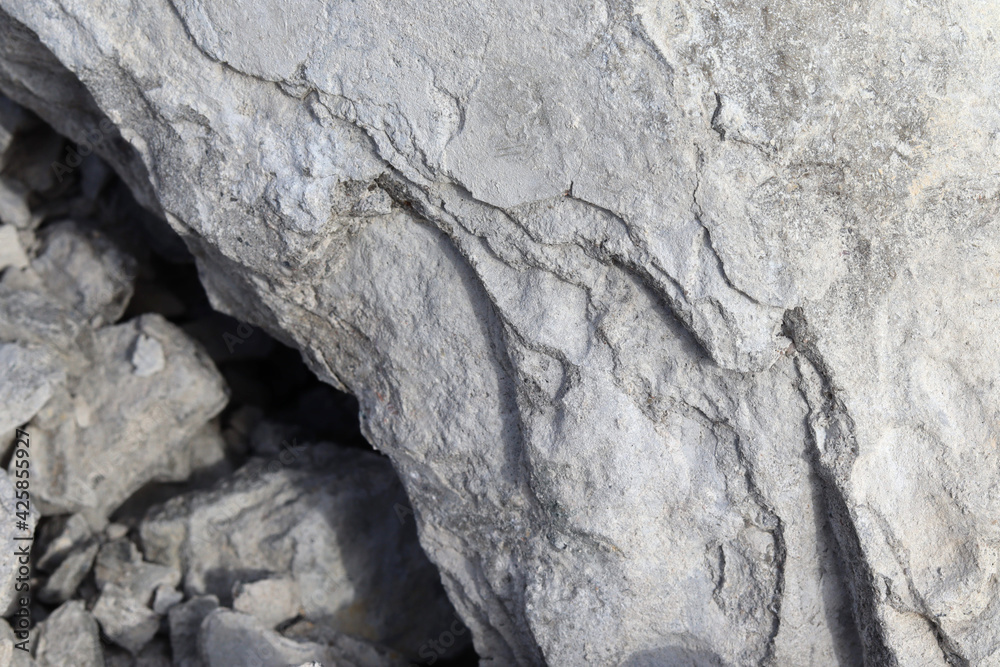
[783,308,893,667]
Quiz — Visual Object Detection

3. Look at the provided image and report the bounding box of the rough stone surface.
[103,638,172,667]
[231,576,301,630]
[28,313,228,517]
[0,342,62,438]
[198,609,328,667]
[91,538,180,654]
[151,583,183,616]
[0,178,30,229]
[34,600,103,667]
[36,512,99,604]
[35,512,91,570]
[94,537,180,602]
[92,582,162,655]
[168,594,219,667]
[0,224,28,270]
[1,1,998,665]
[28,220,137,327]
[141,446,457,658]
[0,618,33,667]
[37,537,98,604]
[197,610,410,667]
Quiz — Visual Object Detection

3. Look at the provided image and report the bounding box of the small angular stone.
[29,220,137,327]
[0,178,30,229]
[35,513,91,567]
[151,584,183,615]
[94,538,179,602]
[34,600,103,667]
[0,617,32,666]
[141,446,456,658]
[0,287,88,358]
[131,333,164,377]
[92,582,161,655]
[0,224,28,270]
[38,536,99,604]
[0,343,63,438]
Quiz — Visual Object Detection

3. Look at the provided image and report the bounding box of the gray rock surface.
[28,313,228,517]
[33,600,103,667]
[28,220,137,327]
[198,609,328,667]
[198,610,411,667]
[35,513,91,570]
[103,638,172,667]
[168,595,219,667]
[94,538,180,602]
[283,620,411,667]
[0,178,30,229]
[1,1,998,665]
[0,617,33,667]
[141,446,457,659]
[0,224,28,270]
[93,582,162,655]
[151,584,183,616]
[36,513,99,604]
[37,538,98,604]
[231,577,301,630]
[0,342,62,440]
[91,538,181,654]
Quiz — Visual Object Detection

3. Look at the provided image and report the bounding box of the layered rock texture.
[1,0,997,665]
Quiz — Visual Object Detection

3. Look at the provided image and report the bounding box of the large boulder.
[1,1,997,664]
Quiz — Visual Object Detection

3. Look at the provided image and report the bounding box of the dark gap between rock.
[0,93,478,667]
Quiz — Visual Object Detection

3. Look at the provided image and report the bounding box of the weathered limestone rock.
[1,0,998,664]
[0,617,33,667]
[94,538,180,601]
[0,224,28,271]
[168,595,219,667]
[35,513,98,604]
[91,538,180,654]
[0,342,62,439]
[28,220,137,327]
[231,576,301,630]
[198,610,410,667]
[141,446,457,658]
[93,583,162,655]
[28,313,228,517]
[33,600,103,667]
[198,610,329,667]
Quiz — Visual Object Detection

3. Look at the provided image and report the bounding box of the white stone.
[0,224,28,270]
[131,333,164,377]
